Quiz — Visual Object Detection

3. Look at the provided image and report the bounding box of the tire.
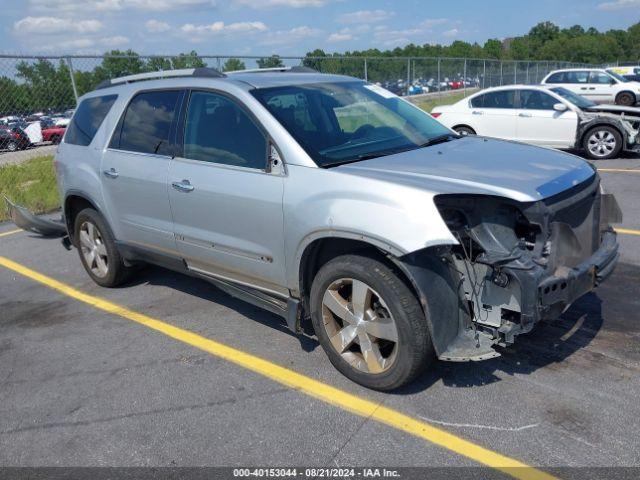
[74,208,132,287]
[6,140,17,152]
[615,91,636,107]
[453,126,475,136]
[582,125,622,160]
[310,254,433,391]
[50,134,61,144]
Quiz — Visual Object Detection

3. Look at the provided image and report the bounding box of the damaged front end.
[579,105,640,152]
[430,175,621,361]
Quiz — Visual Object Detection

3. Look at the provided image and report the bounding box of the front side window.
[545,72,565,84]
[470,90,515,109]
[183,91,267,169]
[519,90,558,110]
[116,90,181,155]
[589,71,615,84]
[252,81,453,168]
[65,94,117,146]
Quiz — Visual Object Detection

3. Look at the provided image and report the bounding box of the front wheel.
[453,126,475,136]
[310,254,433,391]
[583,126,622,160]
[615,92,636,106]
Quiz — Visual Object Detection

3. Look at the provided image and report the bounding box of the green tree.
[483,39,503,59]
[222,58,246,72]
[171,50,207,69]
[257,55,285,68]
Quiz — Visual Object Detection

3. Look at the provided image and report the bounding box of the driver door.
[515,90,577,148]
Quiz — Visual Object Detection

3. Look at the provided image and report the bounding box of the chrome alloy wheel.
[79,221,109,278]
[321,278,399,374]
[587,130,617,158]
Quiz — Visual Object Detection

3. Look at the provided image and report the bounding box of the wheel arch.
[452,124,476,134]
[63,191,100,245]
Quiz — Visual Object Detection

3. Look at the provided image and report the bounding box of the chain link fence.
[0,53,589,165]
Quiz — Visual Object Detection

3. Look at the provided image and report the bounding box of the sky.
[2,0,639,56]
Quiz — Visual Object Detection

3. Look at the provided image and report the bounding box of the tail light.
[10,131,20,139]
[431,112,442,118]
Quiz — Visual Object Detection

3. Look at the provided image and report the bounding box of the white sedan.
[431,85,640,160]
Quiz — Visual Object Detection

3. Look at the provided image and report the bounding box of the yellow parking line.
[0,228,22,238]
[597,168,640,173]
[616,227,640,236]
[0,255,556,480]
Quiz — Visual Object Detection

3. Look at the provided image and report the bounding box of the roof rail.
[95,67,225,89]
[226,66,317,75]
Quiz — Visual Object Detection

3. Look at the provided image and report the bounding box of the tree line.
[1,21,638,116]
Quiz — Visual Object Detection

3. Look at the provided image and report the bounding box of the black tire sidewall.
[74,208,129,287]
[310,254,433,391]
[454,126,475,136]
[583,126,622,160]
[7,141,17,151]
[616,92,635,106]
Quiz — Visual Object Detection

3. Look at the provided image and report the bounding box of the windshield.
[252,81,454,167]
[607,70,629,83]
[550,87,596,109]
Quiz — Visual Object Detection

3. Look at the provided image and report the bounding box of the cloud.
[328,32,353,42]
[145,19,171,33]
[14,16,103,34]
[442,28,459,38]
[181,20,267,37]
[260,25,321,45]
[27,0,214,12]
[100,35,130,46]
[597,0,640,9]
[420,18,448,29]
[337,9,393,24]
[234,0,330,8]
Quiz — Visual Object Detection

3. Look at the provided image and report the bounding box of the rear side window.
[65,94,117,146]
[113,90,181,155]
[545,72,565,84]
[564,71,589,84]
[470,90,515,109]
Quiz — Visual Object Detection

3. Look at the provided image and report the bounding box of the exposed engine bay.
[578,104,640,152]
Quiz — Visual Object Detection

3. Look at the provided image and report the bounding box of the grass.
[411,91,470,113]
[0,155,59,222]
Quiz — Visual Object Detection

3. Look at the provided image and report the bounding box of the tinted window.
[589,71,614,84]
[564,71,589,84]
[116,90,181,155]
[545,72,565,84]
[183,91,267,169]
[470,90,515,109]
[519,90,558,110]
[65,94,117,146]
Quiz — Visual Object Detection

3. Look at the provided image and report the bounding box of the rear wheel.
[615,92,636,106]
[583,126,622,160]
[310,254,433,391]
[453,126,475,136]
[74,208,132,287]
[6,140,17,151]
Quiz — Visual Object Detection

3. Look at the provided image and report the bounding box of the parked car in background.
[606,66,640,82]
[431,85,640,159]
[541,68,640,106]
[42,125,66,144]
[0,125,31,151]
[54,68,620,390]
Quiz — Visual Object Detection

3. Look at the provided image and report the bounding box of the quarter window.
[65,94,117,146]
[470,90,515,109]
[183,91,267,169]
[114,90,181,155]
[519,90,558,110]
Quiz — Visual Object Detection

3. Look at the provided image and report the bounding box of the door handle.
[472,111,484,115]
[518,113,532,118]
[103,168,119,179]
[171,180,194,193]
[588,87,595,90]
[580,87,587,90]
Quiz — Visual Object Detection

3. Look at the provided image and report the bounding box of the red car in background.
[41,125,66,144]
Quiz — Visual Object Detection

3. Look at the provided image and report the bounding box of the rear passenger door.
[467,90,517,139]
[168,90,287,297]
[102,89,184,254]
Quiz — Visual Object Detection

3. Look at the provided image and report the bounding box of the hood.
[584,104,640,116]
[336,136,596,203]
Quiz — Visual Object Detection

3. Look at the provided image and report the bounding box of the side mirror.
[553,103,568,112]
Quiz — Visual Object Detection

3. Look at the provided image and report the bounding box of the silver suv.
[55,67,621,390]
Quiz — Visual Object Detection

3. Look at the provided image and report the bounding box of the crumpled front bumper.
[537,230,619,314]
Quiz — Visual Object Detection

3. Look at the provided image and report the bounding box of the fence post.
[463,58,467,97]
[526,62,529,84]
[407,58,411,96]
[66,57,79,105]
[514,62,517,84]
[437,58,441,96]
[364,57,368,82]
[536,63,539,83]
[499,61,503,86]
[482,59,486,89]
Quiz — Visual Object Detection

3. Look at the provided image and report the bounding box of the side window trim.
[107,88,185,157]
[176,87,280,172]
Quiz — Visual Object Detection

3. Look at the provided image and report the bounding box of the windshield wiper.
[418,133,460,148]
